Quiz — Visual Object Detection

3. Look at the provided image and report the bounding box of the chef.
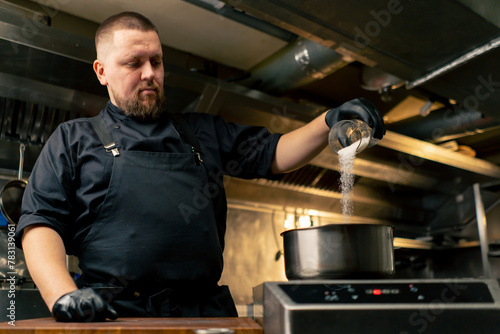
[15,11,386,322]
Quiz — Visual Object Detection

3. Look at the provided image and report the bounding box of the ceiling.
[30,0,289,71]
[1,0,500,238]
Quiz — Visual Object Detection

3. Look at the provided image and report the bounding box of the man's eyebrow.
[122,53,163,60]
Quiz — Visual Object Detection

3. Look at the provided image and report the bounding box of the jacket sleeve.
[15,123,76,251]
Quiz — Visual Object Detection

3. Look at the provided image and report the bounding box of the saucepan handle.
[18,143,25,180]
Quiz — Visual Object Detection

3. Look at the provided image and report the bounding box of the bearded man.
[16,11,385,322]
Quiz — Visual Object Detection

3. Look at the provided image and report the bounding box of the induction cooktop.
[253,279,500,334]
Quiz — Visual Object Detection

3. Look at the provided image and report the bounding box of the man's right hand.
[51,288,118,322]
[325,98,386,140]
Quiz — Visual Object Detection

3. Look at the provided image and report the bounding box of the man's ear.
[93,59,108,86]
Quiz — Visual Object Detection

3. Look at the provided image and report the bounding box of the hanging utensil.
[0,143,28,225]
[271,210,284,261]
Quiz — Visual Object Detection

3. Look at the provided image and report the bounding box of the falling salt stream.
[338,137,370,222]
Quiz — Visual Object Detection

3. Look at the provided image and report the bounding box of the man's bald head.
[95,11,159,59]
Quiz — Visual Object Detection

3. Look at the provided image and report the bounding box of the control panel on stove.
[279,282,495,304]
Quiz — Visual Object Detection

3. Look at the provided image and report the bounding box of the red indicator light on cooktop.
[373,289,382,296]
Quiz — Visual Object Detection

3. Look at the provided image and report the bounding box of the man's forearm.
[22,225,77,311]
[271,111,329,174]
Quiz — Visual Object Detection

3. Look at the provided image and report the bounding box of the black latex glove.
[325,98,386,140]
[51,288,119,322]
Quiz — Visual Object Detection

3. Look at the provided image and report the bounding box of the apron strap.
[89,113,203,164]
[89,115,120,157]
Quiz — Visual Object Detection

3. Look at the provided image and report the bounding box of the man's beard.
[113,86,166,122]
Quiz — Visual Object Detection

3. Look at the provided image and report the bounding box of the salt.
[338,137,370,222]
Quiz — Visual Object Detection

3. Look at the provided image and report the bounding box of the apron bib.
[76,114,236,317]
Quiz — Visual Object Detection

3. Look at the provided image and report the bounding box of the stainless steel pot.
[281,223,394,279]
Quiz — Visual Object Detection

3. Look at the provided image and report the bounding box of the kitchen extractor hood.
[225,0,500,119]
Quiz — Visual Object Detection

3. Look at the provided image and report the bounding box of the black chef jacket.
[16,101,281,271]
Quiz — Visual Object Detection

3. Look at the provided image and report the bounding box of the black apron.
[76,114,237,317]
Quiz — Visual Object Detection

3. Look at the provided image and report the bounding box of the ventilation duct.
[387,105,500,143]
[360,66,404,102]
[240,38,351,95]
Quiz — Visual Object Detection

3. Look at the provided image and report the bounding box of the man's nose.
[141,63,155,81]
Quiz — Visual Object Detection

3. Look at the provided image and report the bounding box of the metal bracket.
[473,183,492,278]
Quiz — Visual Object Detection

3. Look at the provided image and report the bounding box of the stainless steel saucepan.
[281,223,394,279]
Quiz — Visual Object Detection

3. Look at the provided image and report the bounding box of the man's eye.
[127,62,140,67]
[152,60,162,67]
